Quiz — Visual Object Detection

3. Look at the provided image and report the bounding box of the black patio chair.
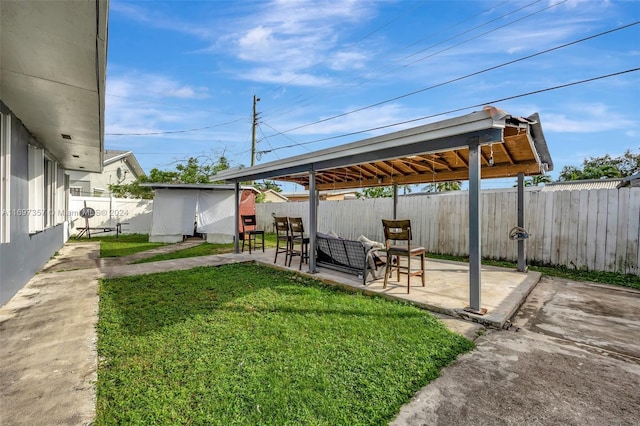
[241,214,264,254]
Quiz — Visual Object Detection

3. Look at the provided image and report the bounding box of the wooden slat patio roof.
[214,106,553,190]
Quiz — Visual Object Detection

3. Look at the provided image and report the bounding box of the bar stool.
[274,216,291,264]
[241,215,264,254]
[382,219,426,293]
[288,217,309,270]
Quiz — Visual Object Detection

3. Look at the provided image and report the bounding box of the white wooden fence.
[257,187,640,275]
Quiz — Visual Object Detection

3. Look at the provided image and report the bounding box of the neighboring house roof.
[618,173,640,188]
[104,150,145,178]
[541,178,624,191]
[0,1,108,173]
[261,189,289,201]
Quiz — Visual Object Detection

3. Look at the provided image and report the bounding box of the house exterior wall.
[68,156,138,197]
[0,103,67,306]
[261,191,287,203]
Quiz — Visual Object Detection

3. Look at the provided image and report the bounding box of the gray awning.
[213,106,553,189]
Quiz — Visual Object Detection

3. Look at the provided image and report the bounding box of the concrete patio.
[251,248,541,329]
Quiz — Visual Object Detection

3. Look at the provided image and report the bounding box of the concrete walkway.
[392,277,640,425]
[1,241,639,425]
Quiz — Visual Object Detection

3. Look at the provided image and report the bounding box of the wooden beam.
[451,149,468,168]
[498,141,515,165]
[313,161,542,190]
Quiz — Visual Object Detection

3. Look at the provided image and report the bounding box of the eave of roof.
[104,151,145,177]
[0,0,108,173]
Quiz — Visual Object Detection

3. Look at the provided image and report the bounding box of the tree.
[422,181,462,192]
[109,156,231,199]
[356,186,395,198]
[253,180,282,193]
[558,149,639,181]
[512,174,552,187]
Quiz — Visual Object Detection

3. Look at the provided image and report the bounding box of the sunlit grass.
[131,234,278,264]
[97,263,473,425]
[69,233,167,258]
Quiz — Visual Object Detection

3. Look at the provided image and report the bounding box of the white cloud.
[221,0,377,84]
[108,71,209,100]
[279,103,418,137]
[105,71,212,135]
[242,68,332,86]
[542,103,636,133]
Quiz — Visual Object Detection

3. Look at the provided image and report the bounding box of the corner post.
[468,138,482,313]
[393,183,398,219]
[517,172,526,272]
[309,168,317,273]
[234,181,240,254]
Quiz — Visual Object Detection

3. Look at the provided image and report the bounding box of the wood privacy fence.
[256,187,640,275]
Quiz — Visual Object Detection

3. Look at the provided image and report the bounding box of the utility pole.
[251,95,260,167]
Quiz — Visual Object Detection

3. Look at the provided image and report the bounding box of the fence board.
[494,191,505,259]
[615,188,630,273]
[626,188,640,275]
[595,189,609,271]
[565,190,580,268]
[576,190,589,269]
[530,190,545,262]
[459,195,469,257]
[605,190,619,271]
[549,191,559,265]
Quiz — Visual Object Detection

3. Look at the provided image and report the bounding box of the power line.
[260,0,552,123]
[265,68,640,153]
[271,21,638,136]
[105,117,246,136]
[258,0,516,119]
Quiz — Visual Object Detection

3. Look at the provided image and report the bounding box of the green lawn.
[132,234,279,264]
[70,234,167,258]
[97,263,473,425]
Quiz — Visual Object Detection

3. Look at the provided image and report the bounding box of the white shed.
[141,183,258,243]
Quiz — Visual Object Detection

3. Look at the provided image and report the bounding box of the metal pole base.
[463,306,488,315]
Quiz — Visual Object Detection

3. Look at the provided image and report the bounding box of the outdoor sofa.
[316,232,386,285]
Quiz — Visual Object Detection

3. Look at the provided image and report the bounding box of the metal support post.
[467,138,484,314]
[309,168,317,273]
[233,181,240,254]
[393,183,398,219]
[517,172,527,272]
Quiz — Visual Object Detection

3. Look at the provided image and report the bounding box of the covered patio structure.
[213,106,553,315]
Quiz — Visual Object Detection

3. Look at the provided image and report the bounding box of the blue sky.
[105,0,640,190]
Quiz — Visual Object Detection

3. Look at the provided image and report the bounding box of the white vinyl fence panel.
[257,187,640,275]
[69,196,153,235]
